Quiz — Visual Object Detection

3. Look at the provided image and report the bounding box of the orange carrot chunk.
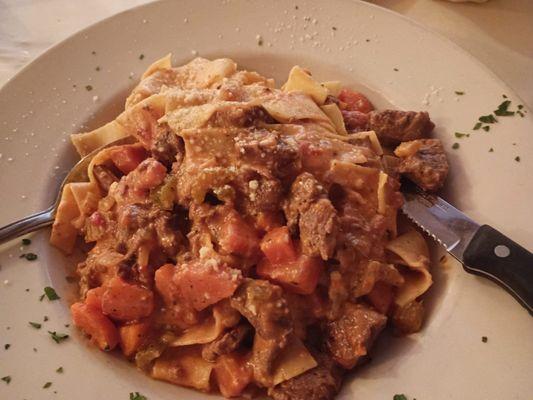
[214,353,253,398]
[118,320,151,357]
[71,302,119,351]
[101,276,154,322]
[260,226,297,265]
[218,212,260,258]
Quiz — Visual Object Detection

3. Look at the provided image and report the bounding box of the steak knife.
[401,183,533,315]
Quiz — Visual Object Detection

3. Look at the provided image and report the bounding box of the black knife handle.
[463,225,533,315]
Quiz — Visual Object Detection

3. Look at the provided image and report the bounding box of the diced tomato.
[71,302,119,351]
[85,287,105,310]
[118,320,151,357]
[366,282,394,314]
[132,159,167,190]
[110,145,147,174]
[173,261,242,311]
[154,263,178,306]
[218,212,260,259]
[256,252,324,295]
[214,353,253,398]
[101,276,154,322]
[338,88,374,113]
[260,226,297,265]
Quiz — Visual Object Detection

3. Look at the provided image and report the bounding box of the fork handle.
[0,207,55,244]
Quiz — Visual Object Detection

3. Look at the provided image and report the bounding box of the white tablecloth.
[1,0,532,107]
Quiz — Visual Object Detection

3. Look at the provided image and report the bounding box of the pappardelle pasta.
[51,55,449,399]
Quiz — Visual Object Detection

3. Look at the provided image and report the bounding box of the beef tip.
[150,126,184,168]
[210,105,276,127]
[268,352,343,400]
[326,303,387,369]
[381,155,402,180]
[283,173,337,260]
[368,110,435,145]
[394,138,449,191]
[201,323,252,362]
[341,110,369,132]
[231,280,293,386]
[92,165,119,192]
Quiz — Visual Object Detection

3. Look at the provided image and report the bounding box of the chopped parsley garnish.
[393,68,399,72]
[257,38,264,46]
[517,104,523,110]
[56,367,64,373]
[91,50,96,55]
[482,125,490,132]
[454,132,468,138]
[482,336,488,343]
[29,322,42,329]
[478,114,497,124]
[332,26,337,31]
[1,376,11,384]
[25,288,30,292]
[365,38,371,42]
[517,110,525,117]
[20,253,38,261]
[44,316,49,322]
[452,143,460,149]
[33,347,38,352]
[489,148,494,152]
[139,54,145,60]
[130,392,148,400]
[494,100,514,116]
[393,395,408,400]
[4,344,10,350]
[22,238,31,245]
[43,382,52,389]
[48,331,69,344]
[39,294,45,302]
[295,5,299,9]
[455,91,465,95]
[473,122,482,130]
[85,85,93,91]
[44,286,60,301]
[95,66,101,71]
[502,94,507,98]
[515,156,521,162]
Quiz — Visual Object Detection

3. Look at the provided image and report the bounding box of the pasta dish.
[50,55,449,399]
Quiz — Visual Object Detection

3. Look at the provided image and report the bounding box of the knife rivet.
[494,245,510,258]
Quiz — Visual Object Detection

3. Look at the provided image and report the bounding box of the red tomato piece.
[338,88,374,113]
[101,277,154,322]
[214,353,253,398]
[366,282,394,314]
[256,253,324,295]
[260,226,297,265]
[71,302,119,351]
[110,145,147,174]
[172,261,242,311]
[132,159,167,190]
[218,212,260,259]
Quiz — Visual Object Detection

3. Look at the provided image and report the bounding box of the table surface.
[1,0,532,108]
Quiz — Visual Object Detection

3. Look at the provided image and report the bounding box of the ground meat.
[202,323,252,362]
[92,165,119,192]
[268,352,343,400]
[394,138,449,191]
[210,104,276,128]
[326,303,387,369]
[392,300,424,335]
[368,110,435,145]
[150,126,184,168]
[283,173,337,260]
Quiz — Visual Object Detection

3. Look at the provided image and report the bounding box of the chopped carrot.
[260,226,297,264]
[85,287,105,310]
[218,211,260,258]
[154,263,178,306]
[214,353,252,398]
[71,302,119,351]
[101,277,154,322]
[118,320,151,357]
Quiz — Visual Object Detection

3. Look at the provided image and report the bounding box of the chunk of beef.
[231,280,293,385]
[394,139,449,191]
[283,173,337,260]
[202,323,252,362]
[210,105,276,128]
[368,110,435,145]
[326,303,387,369]
[268,352,343,400]
[150,126,184,168]
[93,165,119,192]
[341,110,369,132]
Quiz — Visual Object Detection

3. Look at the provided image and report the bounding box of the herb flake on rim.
[454,91,465,95]
[473,122,482,130]
[56,367,64,373]
[489,148,494,152]
[393,395,408,400]
[482,336,488,343]
[43,382,52,389]
[21,238,31,245]
[29,322,42,329]
[48,331,69,344]
[1,376,11,384]
[478,114,497,124]
[44,286,61,301]
[515,156,521,162]
[130,392,148,400]
[4,344,10,350]
[139,54,145,60]
[482,125,490,132]
[85,85,93,91]
[494,100,514,116]
[454,132,469,138]
[452,143,460,149]
[20,253,38,261]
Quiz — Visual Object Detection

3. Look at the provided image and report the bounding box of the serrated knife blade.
[401,184,533,314]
